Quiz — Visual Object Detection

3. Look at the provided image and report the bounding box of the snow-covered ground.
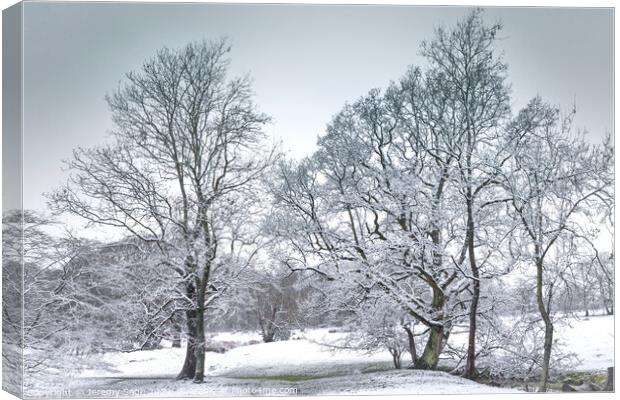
[72,337,515,397]
[446,313,614,372]
[80,330,392,381]
[555,314,614,371]
[69,369,516,398]
[70,328,516,397]
[57,315,612,397]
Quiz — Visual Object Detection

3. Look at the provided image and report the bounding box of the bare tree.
[2,210,115,392]
[245,267,310,343]
[596,252,614,315]
[269,83,469,370]
[50,39,275,383]
[503,97,613,391]
[348,299,410,370]
[417,9,513,378]
[269,12,513,372]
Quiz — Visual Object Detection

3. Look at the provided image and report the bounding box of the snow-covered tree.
[414,9,516,377]
[268,11,517,372]
[344,297,420,369]
[502,97,613,391]
[268,10,613,383]
[594,252,614,315]
[50,39,275,383]
[2,210,122,392]
[269,77,469,370]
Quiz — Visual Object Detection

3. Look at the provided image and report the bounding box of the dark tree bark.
[415,228,449,371]
[535,256,553,392]
[605,367,614,391]
[258,301,280,343]
[193,305,205,383]
[177,308,197,380]
[390,348,402,369]
[464,195,480,380]
[191,247,212,383]
[415,326,444,370]
[403,325,417,366]
[540,323,554,392]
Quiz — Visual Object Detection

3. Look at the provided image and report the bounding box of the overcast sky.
[17,3,613,215]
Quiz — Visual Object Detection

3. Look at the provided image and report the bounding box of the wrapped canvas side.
[3,2,24,399]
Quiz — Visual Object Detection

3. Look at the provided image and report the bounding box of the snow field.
[72,315,613,396]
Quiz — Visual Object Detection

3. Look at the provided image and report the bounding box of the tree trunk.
[415,272,447,370]
[604,367,614,391]
[193,282,206,383]
[464,197,479,380]
[177,308,197,380]
[535,256,553,392]
[403,325,417,365]
[260,306,279,343]
[260,318,276,343]
[540,323,553,392]
[464,283,479,379]
[463,288,480,379]
[415,326,443,370]
[390,348,402,369]
[192,211,213,384]
[606,304,613,316]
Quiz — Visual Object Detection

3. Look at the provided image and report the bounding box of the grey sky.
[20,2,613,213]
